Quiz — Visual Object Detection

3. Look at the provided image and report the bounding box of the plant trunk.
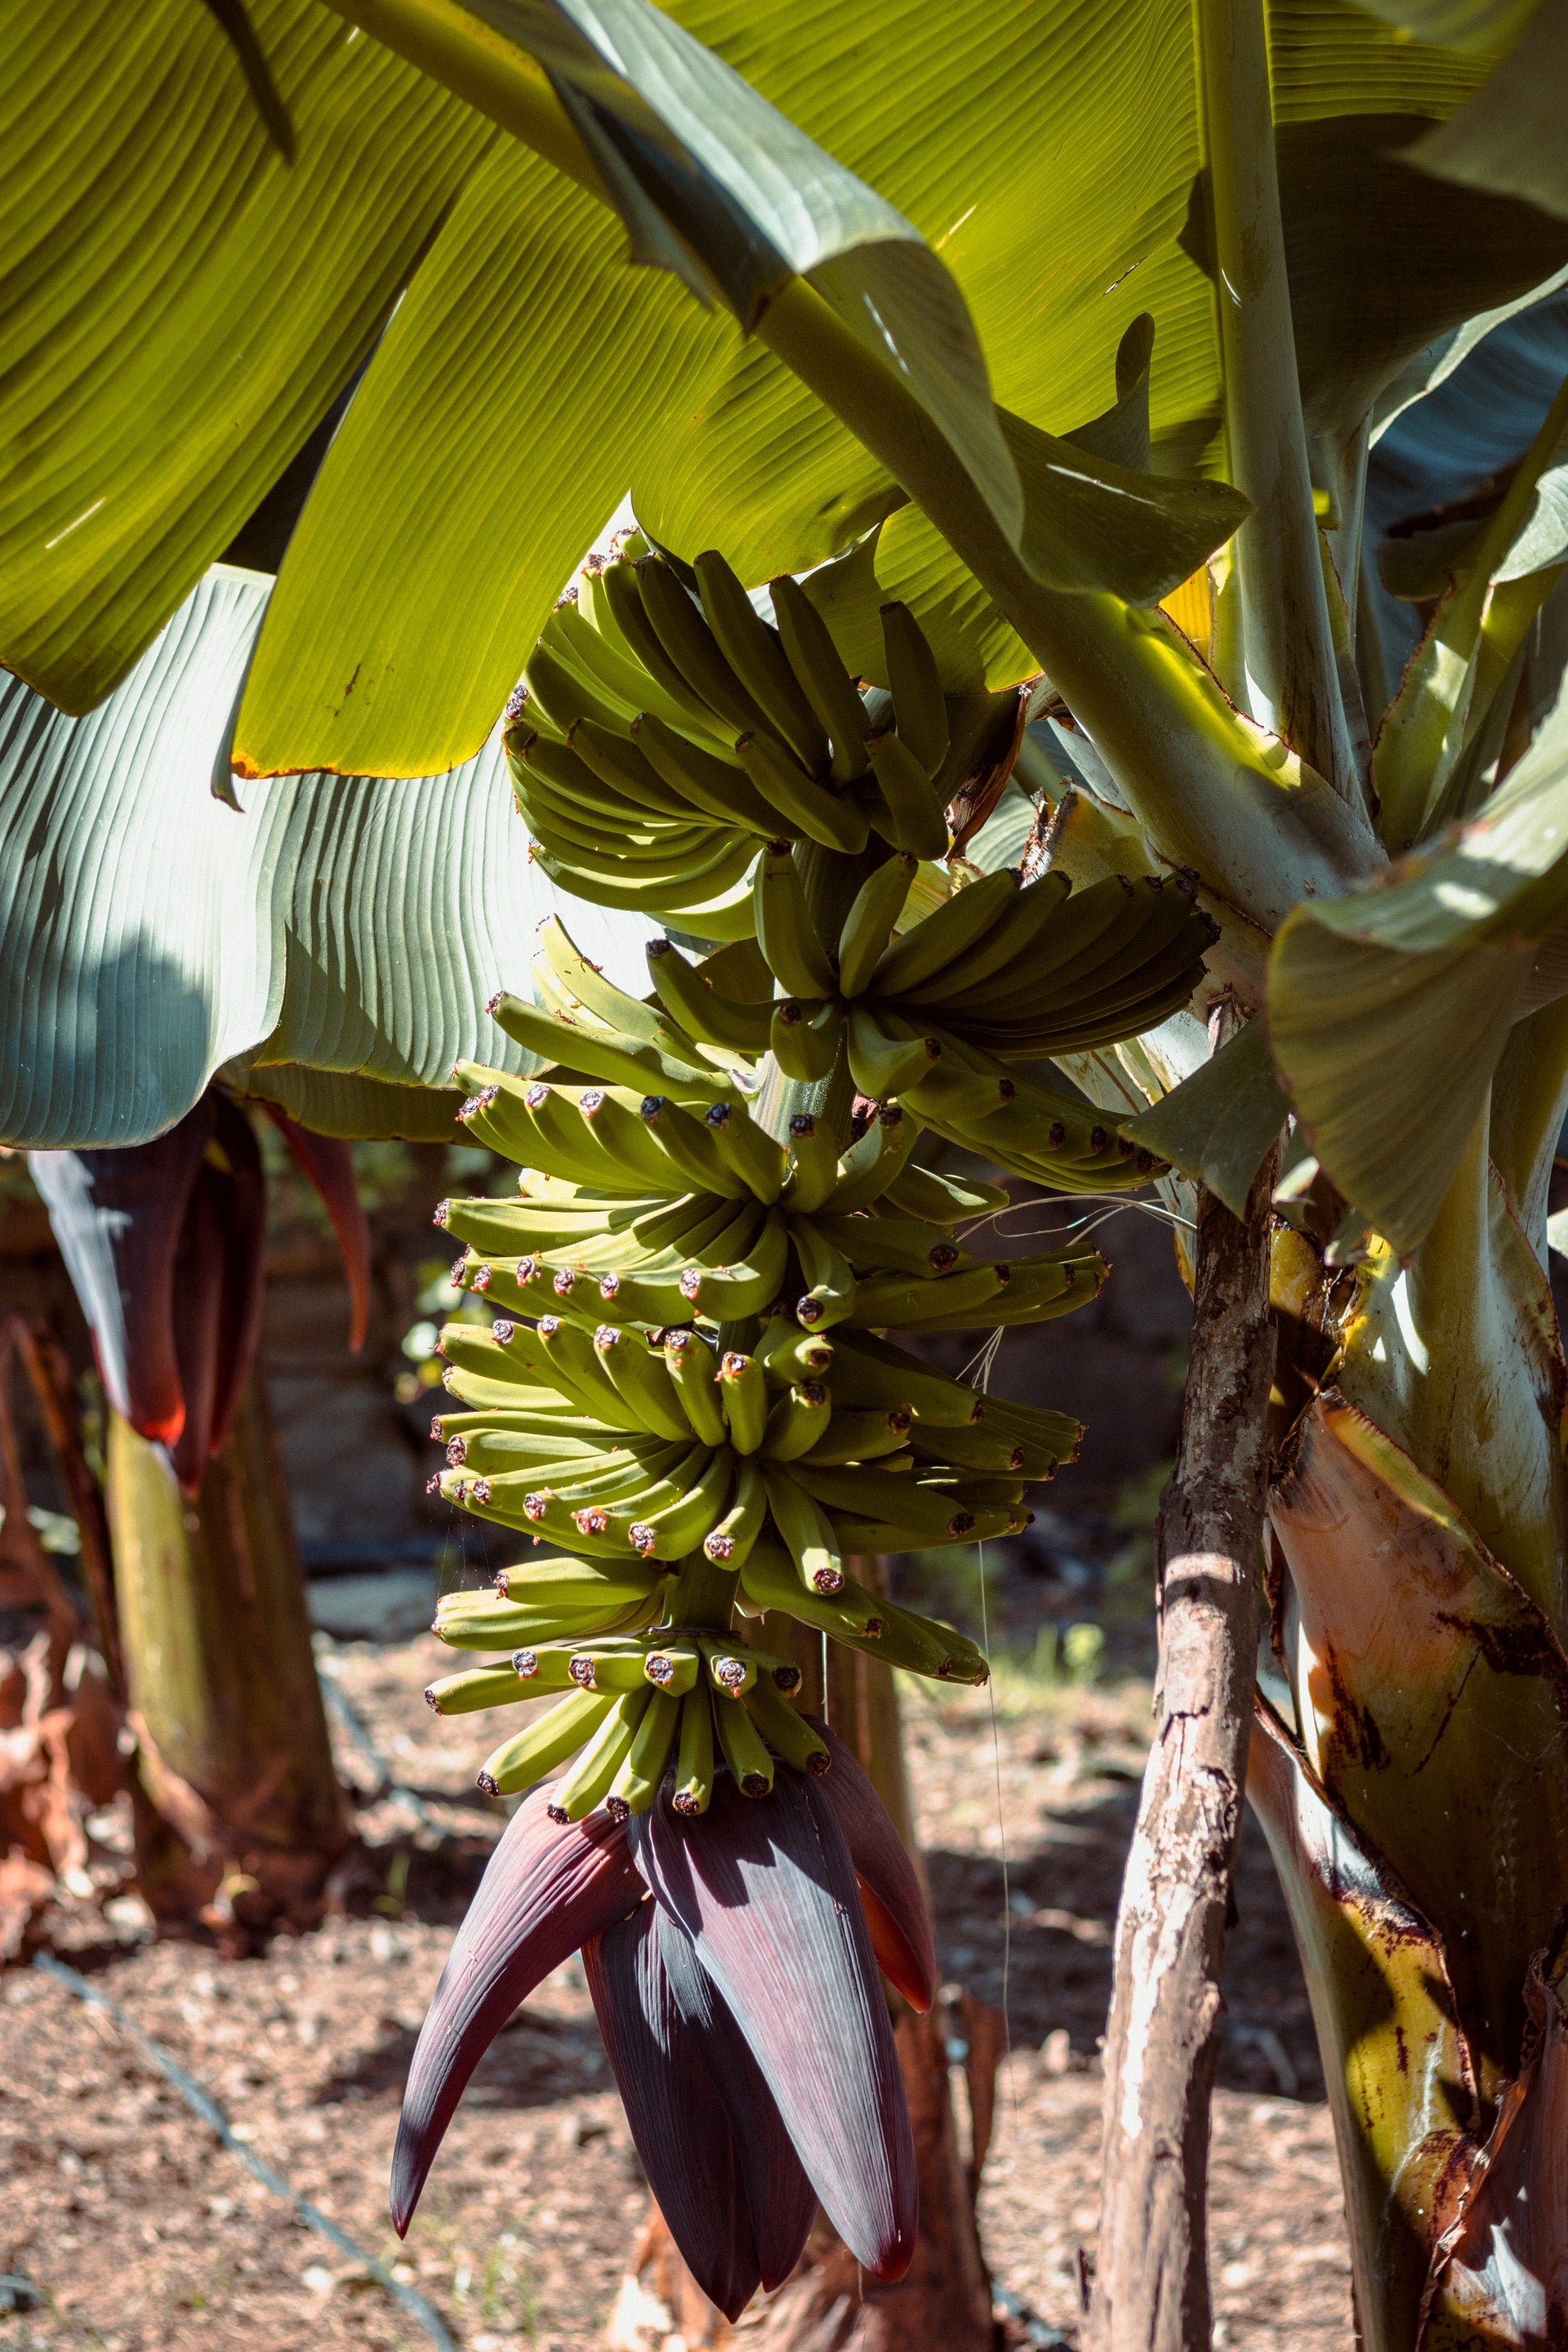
[1088,1147,1277,2352]
[607,1578,997,2352]
[107,1364,349,1942]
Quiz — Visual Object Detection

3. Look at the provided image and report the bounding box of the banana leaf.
[1267,628,1568,1254]
[10,0,1552,789]
[0,0,495,715]
[0,568,659,1147]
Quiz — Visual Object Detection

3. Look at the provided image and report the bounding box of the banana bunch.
[492,906,1165,1205]
[447,919,1108,1334]
[421,1280,1071,1811]
[683,841,1206,1165]
[424,1560,840,1820]
[505,539,960,915]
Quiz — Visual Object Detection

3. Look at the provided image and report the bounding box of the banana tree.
[11,0,1568,2344]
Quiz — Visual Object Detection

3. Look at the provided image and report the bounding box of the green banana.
[568,719,693,820]
[492,1557,666,1610]
[533,1316,639,1421]
[791,1216,858,1330]
[768,572,871,782]
[761,1463,844,1595]
[546,1690,652,1821]
[719,1350,769,1454]
[770,996,843,1081]
[900,871,1073,1003]
[825,1106,920,1213]
[639,1094,750,1196]
[812,1212,963,1276]
[425,1664,535,1715]
[880,600,949,777]
[927,1415,1054,1478]
[755,1316,835,1383]
[712,1687,775,1797]
[486,994,723,1099]
[866,731,948,859]
[555,588,704,738]
[761,1380,831,1460]
[794,1459,988,1541]
[676,1207,790,1321]
[782,1111,841,1214]
[521,642,630,739]
[596,560,727,736]
[881,1161,1008,1221]
[594,1325,692,1440]
[632,711,783,835]
[702,1098,787,1203]
[694,550,831,774]
[871,867,1023,997]
[477,1689,613,1797]
[638,555,768,737]
[531,839,758,920]
[535,917,699,1058]
[753,841,838,998]
[673,1688,715,1814]
[845,1263,1009,1330]
[606,1690,682,1819]
[804,1405,912,1464]
[647,938,773,1054]
[641,1639,702,1695]
[737,1538,879,1637]
[744,1677,831,1775]
[837,854,918,997]
[698,1637,758,1696]
[845,1004,942,1102]
[702,1453,768,1566]
[737,730,870,853]
[827,1331,986,1427]
[628,1446,733,1561]
[663,1328,728,1445]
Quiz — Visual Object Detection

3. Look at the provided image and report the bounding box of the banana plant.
[11,0,1568,2343]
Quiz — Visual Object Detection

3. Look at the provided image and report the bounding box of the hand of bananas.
[506,540,1214,1047]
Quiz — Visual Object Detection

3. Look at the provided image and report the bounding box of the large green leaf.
[626,0,1502,583]
[233,1062,465,1141]
[0,569,660,1147]
[0,0,494,714]
[1411,0,1568,220]
[1267,658,1568,1252]
[1123,1019,1287,1217]
[232,142,732,779]
[459,0,1025,550]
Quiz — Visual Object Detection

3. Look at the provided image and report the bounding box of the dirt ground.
[0,1636,1353,2352]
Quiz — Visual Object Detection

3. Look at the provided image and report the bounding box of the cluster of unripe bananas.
[504,540,1215,1031]
[424,912,1092,1806]
[425,541,1214,1817]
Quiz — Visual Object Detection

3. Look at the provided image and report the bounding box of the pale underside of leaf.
[0,572,665,1147]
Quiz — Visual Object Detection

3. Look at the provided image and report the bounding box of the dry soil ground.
[0,1635,1352,2352]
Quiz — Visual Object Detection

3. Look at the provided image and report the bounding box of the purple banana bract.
[391,1757,932,2305]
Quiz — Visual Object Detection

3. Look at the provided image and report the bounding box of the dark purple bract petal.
[391,1790,641,2233]
[654,1905,817,2290]
[631,1768,917,2280]
[583,1902,763,2321]
[815,1720,937,2013]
